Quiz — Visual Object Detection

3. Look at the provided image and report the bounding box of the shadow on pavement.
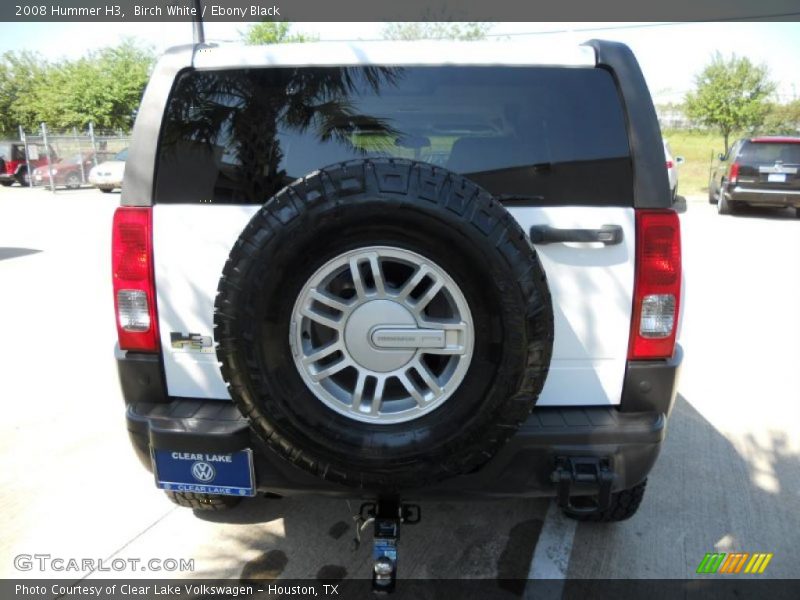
[0,247,42,261]
[189,494,548,585]
[566,394,800,583]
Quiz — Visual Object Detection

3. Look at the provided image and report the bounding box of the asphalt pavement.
[1,186,798,587]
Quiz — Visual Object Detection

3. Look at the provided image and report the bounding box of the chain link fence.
[10,124,130,191]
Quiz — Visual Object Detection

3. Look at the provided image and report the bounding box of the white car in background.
[663,140,684,201]
[88,148,127,193]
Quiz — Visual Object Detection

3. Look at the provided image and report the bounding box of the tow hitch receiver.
[552,456,614,515]
[357,495,421,593]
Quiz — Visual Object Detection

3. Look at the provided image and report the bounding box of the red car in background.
[32,151,97,189]
[0,141,57,187]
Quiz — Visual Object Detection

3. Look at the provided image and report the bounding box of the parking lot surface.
[1,187,798,584]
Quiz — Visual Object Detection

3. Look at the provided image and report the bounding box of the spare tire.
[215,159,553,489]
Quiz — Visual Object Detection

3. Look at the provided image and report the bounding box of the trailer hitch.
[353,495,421,593]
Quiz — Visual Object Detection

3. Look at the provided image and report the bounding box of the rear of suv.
[709,136,800,216]
[115,39,682,533]
[0,141,56,187]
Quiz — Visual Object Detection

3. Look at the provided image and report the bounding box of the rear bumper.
[89,176,123,187]
[727,185,800,208]
[119,345,682,499]
[0,173,17,182]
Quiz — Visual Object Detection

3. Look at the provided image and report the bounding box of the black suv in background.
[709,136,800,216]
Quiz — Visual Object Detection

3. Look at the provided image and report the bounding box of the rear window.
[155,66,632,206]
[739,142,800,164]
[0,143,24,161]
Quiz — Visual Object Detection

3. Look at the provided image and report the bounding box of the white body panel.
[506,207,635,406]
[154,205,257,399]
[154,204,634,406]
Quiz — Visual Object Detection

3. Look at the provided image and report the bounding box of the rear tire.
[795,207,800,219]
[0,181,13,187]
[717,189,734,215]
[563,479,647,522]
[99,187,113,193]
[165,491,242,511]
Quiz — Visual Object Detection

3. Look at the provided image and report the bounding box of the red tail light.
[728,162,740,184]
[628,209,681,360]
[665,160,674,169]
[112,207,160,351]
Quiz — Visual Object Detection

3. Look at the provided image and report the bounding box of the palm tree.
[161,66,402,202]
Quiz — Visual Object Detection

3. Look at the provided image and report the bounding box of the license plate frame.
[151,448,256,497]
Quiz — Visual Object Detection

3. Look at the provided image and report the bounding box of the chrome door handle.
[529,224,623,246]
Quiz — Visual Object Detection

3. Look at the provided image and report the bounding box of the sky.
[0,21,799,104]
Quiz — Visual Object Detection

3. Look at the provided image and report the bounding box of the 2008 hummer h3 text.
[113,38,682,586]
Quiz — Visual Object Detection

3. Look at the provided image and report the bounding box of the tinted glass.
[739,142,800,164]
[0,143,25,161]
[155,66,632,205]
[115,148,129,161]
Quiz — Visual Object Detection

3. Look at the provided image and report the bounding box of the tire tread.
[564,479,647,522]
[215,159,553,489]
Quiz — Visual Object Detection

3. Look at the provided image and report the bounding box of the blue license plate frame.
[152,448,256,497]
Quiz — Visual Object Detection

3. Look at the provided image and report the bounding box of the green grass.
[662,129,728,197]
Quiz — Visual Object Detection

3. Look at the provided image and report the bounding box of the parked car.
[32,151,95,189]
[89,148,127,192]
[709,136,800,216]
[663,139,684,201]
[0,141,57,187]
[115,39,681,586]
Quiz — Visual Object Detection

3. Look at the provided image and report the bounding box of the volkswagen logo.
[191,461,216,483]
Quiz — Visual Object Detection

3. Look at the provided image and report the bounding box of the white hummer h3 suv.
[114,38,682,582]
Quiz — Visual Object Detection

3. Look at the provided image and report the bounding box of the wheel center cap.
[344,300,416,372]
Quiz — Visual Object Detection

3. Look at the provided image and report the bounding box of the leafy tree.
[242,22,318,45]
[0,51,47,136]
[73,40,153,129]
[685,53,775,153]
[0,40,154,135]
[381,22,491,41]
[763,100,800,135]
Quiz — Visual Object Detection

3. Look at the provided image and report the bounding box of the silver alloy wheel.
[289,246,474,424]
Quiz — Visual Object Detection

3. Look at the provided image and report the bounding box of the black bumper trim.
[728,188,800,207]
[127,399,250,453]
[116,345,168,405]
[620,344,683,415]
[126,400,665,499]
